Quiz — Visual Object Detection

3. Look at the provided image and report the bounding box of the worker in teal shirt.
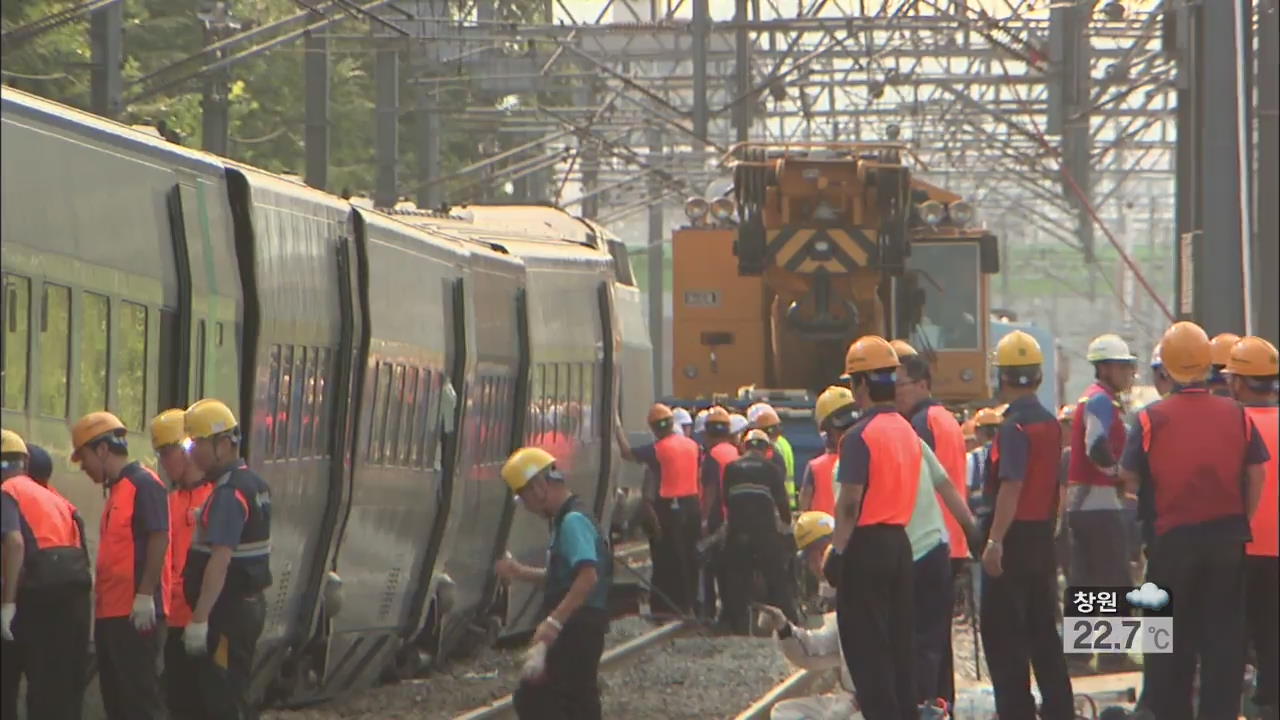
[496,447,612,720]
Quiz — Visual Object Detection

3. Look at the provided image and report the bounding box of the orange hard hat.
[742,428,771,448]
[890,339,918,358]
[845,335,899,375]
[752,407,781,429]
[974,408,1002,427]
[70,411,126,461]
[1225,336,1279,377]
[1160,322,1213,384]
[705,406,732,426]
[1210,333,1242,367]
[647,403,675,426]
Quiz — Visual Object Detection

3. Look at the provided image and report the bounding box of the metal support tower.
[578,78,600,219]
[375,46,399,209]
[304,28,329,191]
[89,1,123,119]
[417,90,442,209]
[732,0,751,143]
[691,0,710,143]
[647,126,665,396]
[1050,0,1094,264]
[1256,0,1279,344]
[1174,0,1252,335]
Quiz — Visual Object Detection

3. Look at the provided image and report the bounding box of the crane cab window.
[905,242,981,352]
[39,284,71,418]
[3,274,31,411]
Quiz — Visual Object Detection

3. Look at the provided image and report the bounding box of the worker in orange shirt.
[699,407,739,624]
[1224,336,1279,718]
[1208,332,1241,397]
[799,386,858,515]
[70,411,171,720]
[150,408,215,720]
[1,429,91,720]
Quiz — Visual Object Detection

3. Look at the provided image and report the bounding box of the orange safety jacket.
[168,481,214,627]
[1245,404,1279,557]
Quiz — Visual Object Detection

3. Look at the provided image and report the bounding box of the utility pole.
[691,0,710,143]
[89,1,123,119]
[647,126,665,396]
[374,44,399,208]
[198,2,239,155]
[304,25,329,191]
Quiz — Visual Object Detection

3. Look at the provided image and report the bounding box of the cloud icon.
[1126,582,1170,610]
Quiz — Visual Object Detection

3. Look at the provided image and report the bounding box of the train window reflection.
[79,292,109,417]
[2,274,30,411]
[302,348,318,457]
[386,364,406,464]
[114,300,148,429]
[413,369,430,468]
[905,243,981,351]
[265,345,281,457]
[288,347,307,458]
[276,345,293,460]
[400,366,419,466]
[315,348,331,456]
[39,284,71,418]
[371,361,392,464]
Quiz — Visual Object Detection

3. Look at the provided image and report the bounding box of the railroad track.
[452,620,691,720]
[732,667,836,720]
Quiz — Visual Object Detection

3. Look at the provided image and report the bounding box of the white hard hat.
[672,407,693,427]
[693,409,709,435]
[729,414,749,435]
[1150,342,1163,369]
[1086,333,1138,363]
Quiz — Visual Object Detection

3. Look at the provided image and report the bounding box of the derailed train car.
[0,87,652,707]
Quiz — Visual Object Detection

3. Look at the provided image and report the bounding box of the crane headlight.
[812,201,838,222]
[949,201,976,227]
[710,197,736,222]
[685,197,710,222]
[919,200,945,226]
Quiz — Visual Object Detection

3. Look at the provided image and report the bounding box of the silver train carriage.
[0,87,653,707]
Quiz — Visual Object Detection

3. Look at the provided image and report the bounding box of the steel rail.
[732,667,834,720]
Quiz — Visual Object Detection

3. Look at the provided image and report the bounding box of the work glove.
[520,641,549,684]
[822,549,841,588]
[0,602,14,642]
[130,593,156,632]
[183,621,209,656]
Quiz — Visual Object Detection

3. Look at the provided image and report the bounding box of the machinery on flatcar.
[672,143,999,408]
[0,87,651,708]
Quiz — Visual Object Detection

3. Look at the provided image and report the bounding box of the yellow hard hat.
[1160,322,1212,384]
[994,330,1044,367]
[974,408,1003,427]
[794,511,835,551]
[890,339,918,358]
[1,429,28,457]
[1225,336,1279,377]
[815,386,855,429]
[184,399,239,440]
[71,411,127,461]
[501,446,556,493]
[1210,333,1242,367]
[844,335,899,375]
[150,409,189,450]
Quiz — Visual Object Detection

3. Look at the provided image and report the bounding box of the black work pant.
[165,626,204,720]
[700,543,728,624]
[1067,508,1136,671]
[1,586,90,720]
[721,531,798,635]
[913,542,954,707]
[1247,554,1279,709]
[96,616,167,720]
[192,592,266,720]
[513,610,607,720]
[837,524,915,720]
[979,521,1074,720]
[1139,532,1246,720]
[651,496,700,616]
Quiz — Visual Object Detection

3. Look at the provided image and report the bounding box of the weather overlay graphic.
[1063,584,1174,655]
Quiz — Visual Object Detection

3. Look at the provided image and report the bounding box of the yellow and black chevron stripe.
[765,226,880,274]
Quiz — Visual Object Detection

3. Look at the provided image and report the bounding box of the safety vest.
[1069,383,1127,487]
[1137,389,1252,538]
[853,409,921,527]
[1246,405,1278,557]
[168,481,214,627]
[986,399,1061,522]
[806,452,838,516]
[924,404,970,558]
[2,475,80,551]
[774,435,797,510]
[654,433,700,499]
[97,463,172,619]
[705,441,740,521]
[185,464,272,605]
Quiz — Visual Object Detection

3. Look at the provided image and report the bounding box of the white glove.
[520,641,548,682]
[130,593,156,632]
[183,621,209,656]
[1,602,15,642]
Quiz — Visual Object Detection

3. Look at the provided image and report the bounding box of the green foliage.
[2,0,557,199]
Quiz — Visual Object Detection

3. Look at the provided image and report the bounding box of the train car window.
[215,322,224,347]
[606,239,636,286]
[498,376,513,456]
[314,348,331,456]
[548,364,562,439]
[566,364,580,441]
[114,300,148,429]
[582,363,595,440]
[302,348,319,458]
[265,345,282,458]
[400,366,419,466]
[2,274,31,411]
[275,345,294,460]
[484,377,498,461]
[288,346,307,458]
[370,361,393,465]
[194,320,207,401]
[156,309,179,412]
[526,365,541,442]
[38,284,71,419]
[79,292,110,418]
[385,364,406,465]
[414,369,432,469]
